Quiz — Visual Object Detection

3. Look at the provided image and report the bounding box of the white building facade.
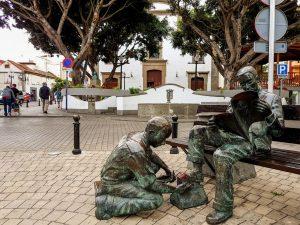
[98,1,221,91]
[0,60,57,100]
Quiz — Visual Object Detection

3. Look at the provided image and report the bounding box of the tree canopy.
[93,11,169,81]
[0,0,154,84]
[169,0,299,86]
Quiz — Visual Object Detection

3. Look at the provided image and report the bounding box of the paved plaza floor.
[0,116,299,225]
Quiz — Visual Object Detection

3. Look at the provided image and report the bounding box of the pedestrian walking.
[1,86,15,117]
[18,90,24,107]
[11,84,19,100]
[39,82,50,114]
[55,89,63,109]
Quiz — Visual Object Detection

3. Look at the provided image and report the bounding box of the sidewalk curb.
[0,115,73,118]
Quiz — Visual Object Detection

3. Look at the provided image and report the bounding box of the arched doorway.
[104,78,118,89]
[147,70,162,88]
[191,77,204,91]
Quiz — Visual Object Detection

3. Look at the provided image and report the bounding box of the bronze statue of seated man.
[171,66,284,224]
[95,116,189,220]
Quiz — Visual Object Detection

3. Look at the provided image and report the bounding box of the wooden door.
[191,77,204,91]
[147,70,162,88]
[104,78,118,89]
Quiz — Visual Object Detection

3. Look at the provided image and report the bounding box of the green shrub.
[52,78,69,92]
[129,87,141,95]
[71,83,84,88]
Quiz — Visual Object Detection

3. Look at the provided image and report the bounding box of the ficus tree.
[169,0,299,87]
[93,12,169,83]
[0,0,146,84]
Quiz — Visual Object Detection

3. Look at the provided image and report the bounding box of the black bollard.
[170,115,179,154]
[38,99,41,106]
[26,100,29,108]
[72,115,82,155]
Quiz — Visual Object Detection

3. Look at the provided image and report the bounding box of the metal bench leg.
[170,115,179,154]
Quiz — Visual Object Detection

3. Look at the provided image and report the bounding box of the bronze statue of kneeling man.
[95,116,189,220]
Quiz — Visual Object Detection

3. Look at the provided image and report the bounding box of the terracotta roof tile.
[7,60,57,79]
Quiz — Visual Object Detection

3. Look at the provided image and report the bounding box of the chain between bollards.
[170,114,179,154]
[72,115,82,155]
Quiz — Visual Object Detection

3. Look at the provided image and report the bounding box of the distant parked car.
[0,90,3,105]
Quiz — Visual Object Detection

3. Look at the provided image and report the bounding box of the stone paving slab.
[0,102,70,118]
[0,116,299,225]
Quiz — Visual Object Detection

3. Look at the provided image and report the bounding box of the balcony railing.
[231,72,300,89]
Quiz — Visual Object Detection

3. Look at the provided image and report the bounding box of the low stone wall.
[138,103,199,119]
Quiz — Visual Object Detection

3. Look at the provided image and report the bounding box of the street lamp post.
[119,56,125,89]
[194,53,200,91]
[8,74,14,87]
[123,73,133,90]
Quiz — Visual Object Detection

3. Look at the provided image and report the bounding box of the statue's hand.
[207,116,216,126]
[253,99,272,118]
[175,182,191,194]
[158,171,176,183]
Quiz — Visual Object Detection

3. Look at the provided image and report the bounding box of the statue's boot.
[95,196,112,220]
[206,210,233,224]
[170,182,208,209]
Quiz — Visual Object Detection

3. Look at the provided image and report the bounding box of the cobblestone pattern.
[0,117,299,225]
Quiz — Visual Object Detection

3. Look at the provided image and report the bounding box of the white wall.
[117,84,229,111]
[95,96,117,110]
[61,95,88,110]
[59,84,229,112]
[98,4,212,90]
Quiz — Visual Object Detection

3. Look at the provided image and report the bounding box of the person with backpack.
[39,82,50,114]
[55,89,63,109]
[2,86,15,117]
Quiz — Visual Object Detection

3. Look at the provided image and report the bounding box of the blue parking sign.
[277,64,288,78]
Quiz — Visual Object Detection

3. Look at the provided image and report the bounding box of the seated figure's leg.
[206,139,253,224]
[95,181,163,220]
[171,125,222,209]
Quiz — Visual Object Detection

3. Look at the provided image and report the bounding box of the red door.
[191,77,204,91]
[104,78,118,89]
[147,70,162,88]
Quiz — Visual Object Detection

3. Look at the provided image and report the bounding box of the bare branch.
[10,0,35,12]
[56,0,73,35]
[249,53,268,66]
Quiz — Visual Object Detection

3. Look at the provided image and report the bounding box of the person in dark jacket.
[2,86,15,117]
[11,84,19,99]
[39,82,50,114]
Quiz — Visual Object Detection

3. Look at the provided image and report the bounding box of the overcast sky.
[1,1,299,74]
[0,24,62,75]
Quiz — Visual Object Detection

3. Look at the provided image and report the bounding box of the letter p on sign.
[277,64,288,78]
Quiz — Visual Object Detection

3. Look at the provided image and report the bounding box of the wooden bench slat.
[166,138,300,175]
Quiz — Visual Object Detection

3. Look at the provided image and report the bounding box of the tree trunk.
[101,65,118,88]
[109,65,118,79]
[72,67,82,86]
[223,70,235,89]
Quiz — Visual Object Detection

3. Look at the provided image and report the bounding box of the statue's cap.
[145,116,172,137]
[236,66,258,78]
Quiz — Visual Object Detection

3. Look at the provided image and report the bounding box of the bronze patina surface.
[171,66,284,224]
[95,116,189,220]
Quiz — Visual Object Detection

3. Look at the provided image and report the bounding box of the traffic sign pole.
[268,0,276,93]
[66,71,68,111]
